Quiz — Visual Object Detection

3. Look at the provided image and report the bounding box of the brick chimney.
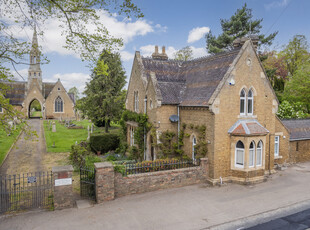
[152,45,168,60]
[233,35,259,50]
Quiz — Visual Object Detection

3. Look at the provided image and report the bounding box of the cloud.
[265,0,289,10]
[12,68,28,81]
[45,72,90,94]
[190,46,208,58]
[187,27,210,43]
[120,50,134,62]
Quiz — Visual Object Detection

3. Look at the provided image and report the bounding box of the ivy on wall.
[185,123,208,158]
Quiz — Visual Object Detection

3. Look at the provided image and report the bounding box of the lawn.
[43,120,120,152]
[31,111,42,117]
[0,126,22,165]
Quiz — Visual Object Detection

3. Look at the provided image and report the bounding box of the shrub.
[90,133,120,154]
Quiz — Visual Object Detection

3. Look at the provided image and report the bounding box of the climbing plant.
[184,123,208,157]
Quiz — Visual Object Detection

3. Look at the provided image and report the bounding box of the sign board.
[27,176,37,183]
[55,178,72,187]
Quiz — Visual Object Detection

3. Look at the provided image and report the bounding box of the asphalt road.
[246,208,310,230]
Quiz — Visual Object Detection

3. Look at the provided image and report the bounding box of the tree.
[68,87,80,101]
[283,63,310,113]
[277,101,308,119]
[78,50,126,132]
[174,46,193,61]
[205,3,277,54]
[280,35,310,77]
[0,0,142,134]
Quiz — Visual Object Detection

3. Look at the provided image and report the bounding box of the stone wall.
[95,158,209,203]
[289,140,310,163]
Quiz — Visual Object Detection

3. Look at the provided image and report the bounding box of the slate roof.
[3,81,56,105]
[228,119,269,136]
[141,48,241,106]
[281,119,310,141]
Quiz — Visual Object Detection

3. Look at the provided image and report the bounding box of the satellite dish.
[169,115,179,123]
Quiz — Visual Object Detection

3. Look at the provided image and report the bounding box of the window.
[134,91,139,112]
[34,72,36,77]
[235,141,245,167]
[55,96,63,112]
[240,89,246,115]
[130,127,135,146]
[150,99,153,109]
[247,89,253,115]
[256,141,263,166]
[274,136,279,157]
[249,141,255,167]
[296,142,299,151]
[192,136,197,160]
[58,88,60,91]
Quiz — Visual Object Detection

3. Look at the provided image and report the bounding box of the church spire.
[28,26,42,90]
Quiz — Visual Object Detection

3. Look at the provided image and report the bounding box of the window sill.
[232,166,264,172]
[238,115,257,119]
[274,155,282,159]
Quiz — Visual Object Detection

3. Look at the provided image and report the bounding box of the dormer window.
[240,89,246,115]
[248,89,253,115]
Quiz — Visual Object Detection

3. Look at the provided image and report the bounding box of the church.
[3,28,75,119]
[126,36,310,184]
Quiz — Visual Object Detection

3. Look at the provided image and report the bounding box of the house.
[1,28,75,119]
[125,36,310,184]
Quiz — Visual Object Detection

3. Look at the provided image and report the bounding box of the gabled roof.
[281,119,310,141]
[228,119,269,136]
[3,81,27,105]
[140,48,241,106]
[42,82,56,99]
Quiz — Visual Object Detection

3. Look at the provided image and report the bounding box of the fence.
[121,159,201,176]
[0,171,53,214]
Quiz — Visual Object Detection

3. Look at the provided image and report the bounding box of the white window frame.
[240,89,246,115]
[256,141,263,166]
[247,89,253,115]
[235,141,245,168]
[192,136,197,160]
[130,126,135,146]
[249,141,255,168]
[274,136,280,157]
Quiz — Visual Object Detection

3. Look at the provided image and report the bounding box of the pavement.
[1,162,310,230]
[0,119,45,175]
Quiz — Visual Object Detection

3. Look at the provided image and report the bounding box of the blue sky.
[13,0,310,95]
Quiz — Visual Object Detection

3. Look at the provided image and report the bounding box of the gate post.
[94,162,114,203]
[52,165,74,210]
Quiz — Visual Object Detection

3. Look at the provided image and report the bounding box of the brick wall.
[95,158,209,203]
[289,140,310,163]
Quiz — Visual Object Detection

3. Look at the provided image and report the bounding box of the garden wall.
[95,158,209,203]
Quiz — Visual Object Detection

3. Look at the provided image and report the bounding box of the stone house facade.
[1,28,75,119]
[126,37,310,184]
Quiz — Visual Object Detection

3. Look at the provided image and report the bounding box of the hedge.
[90,133,120,154]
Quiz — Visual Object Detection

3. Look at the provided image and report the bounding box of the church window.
[235,141,245,168]
[134,91,139,112]
[247,89,253,115]
[33,56,36,63]
[58,88,60,91]
[256,141,263,166]
[150,99,153,109]
[192,136,197,160]
[55,96,63,112]
[249,141,255,167]
[240,89,246,115]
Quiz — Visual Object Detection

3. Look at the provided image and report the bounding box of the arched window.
[192,136,197,160]
[240,89,246,115]
[55,96,63,112]
[248,89,253,115]
[235,141,245,167]
[256,141,263,166]
[249,141,255,167]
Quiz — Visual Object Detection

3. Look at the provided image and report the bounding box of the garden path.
[0,119,46,175]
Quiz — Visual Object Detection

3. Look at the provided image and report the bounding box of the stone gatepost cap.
[200,158,208,161]
[52,165,74,173]
[94,162,113,169]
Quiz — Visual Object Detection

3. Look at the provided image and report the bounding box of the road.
[0,119,46,175]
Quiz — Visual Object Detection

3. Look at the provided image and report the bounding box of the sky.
[11,0,310,96]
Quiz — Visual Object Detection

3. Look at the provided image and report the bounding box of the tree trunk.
[105,118,109,133]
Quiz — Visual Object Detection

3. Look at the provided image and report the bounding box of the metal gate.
[0,171,53,214]
[80,167,96,201]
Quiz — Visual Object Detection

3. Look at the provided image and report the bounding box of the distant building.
[2,28,75,119]
[126,37,310,184]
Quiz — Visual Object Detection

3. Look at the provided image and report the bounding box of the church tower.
[28,27,42,91]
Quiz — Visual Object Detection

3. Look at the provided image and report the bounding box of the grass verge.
[0,126,22,165]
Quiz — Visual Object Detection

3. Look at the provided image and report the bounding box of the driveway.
[0,119,46,175]
[2,162,310,230]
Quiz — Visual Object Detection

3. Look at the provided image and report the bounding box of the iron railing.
[121,159,200,176]
[80,167,96,201]
[0,171,53,214]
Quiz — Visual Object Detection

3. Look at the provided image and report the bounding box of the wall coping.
[118,166,201,179]
[52,165,73,173]
[95,162,113,169]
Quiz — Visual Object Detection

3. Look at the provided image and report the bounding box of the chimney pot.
[162,46,166,54]
[155,45,159,54]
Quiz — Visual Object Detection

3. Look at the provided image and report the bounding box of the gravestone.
[91,124,94,133]
[52,122,56,132]
[87,125,90,140]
